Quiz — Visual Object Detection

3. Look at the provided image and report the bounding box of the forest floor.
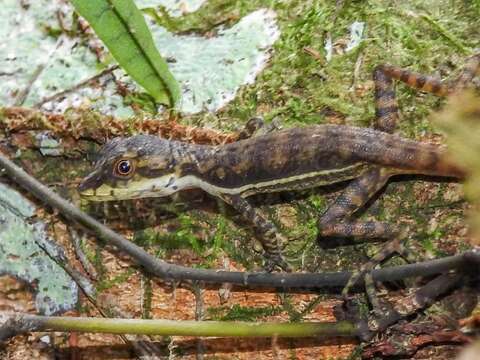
[1,0,480,359]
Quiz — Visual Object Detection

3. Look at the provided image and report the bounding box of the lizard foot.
[341,236,407,299]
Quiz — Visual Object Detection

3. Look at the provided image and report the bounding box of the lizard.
[78,53,479,274]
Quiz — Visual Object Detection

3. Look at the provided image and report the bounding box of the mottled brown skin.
[79,54,479,273]
[79,126,462,194]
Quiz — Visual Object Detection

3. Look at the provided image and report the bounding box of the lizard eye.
[114,159,135,177]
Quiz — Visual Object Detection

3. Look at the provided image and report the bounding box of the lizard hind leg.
[373,63,447,133]
[373,53,480,132]
[332,54,480,321]
[317,167,410,298]
[375,56,476,101]
[376,64,450,97]
[317,167,395,243]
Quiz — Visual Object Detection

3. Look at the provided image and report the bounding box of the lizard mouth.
[79,184,144,201]
[79,175,181,201]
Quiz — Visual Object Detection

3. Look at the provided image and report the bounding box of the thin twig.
[0,150,478,289]
[15,35,66,106]
[68,227,98,280]
[350,51,364,90]
[33,65,119,108]
[193,282,205,360]
[361,272,464,340]
[14,64,45,106]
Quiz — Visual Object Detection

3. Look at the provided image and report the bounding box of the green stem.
[29,314,359,338]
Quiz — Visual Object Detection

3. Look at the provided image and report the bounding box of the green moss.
[142,275,153,319]
[131,210,258,269]
[92,244,108,285]
[133,215,202,252]
[207,303,282,321]
[97,268,136,292]
[280,294,328,322]
[172,0,478,131]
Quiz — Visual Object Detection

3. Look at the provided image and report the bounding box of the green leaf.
[70,0,181,106]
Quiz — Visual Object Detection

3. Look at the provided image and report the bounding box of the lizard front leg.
[318,166,398,242]
[218,193,292,272]
[236,117,281,140]
[236,117,266,140]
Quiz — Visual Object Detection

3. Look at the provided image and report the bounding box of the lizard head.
[78,135,185,201]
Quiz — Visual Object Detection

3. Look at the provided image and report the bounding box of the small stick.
[361,272,464,340]
[14,65,45,106]
[68,227,98,280]
[33,65,119,108]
